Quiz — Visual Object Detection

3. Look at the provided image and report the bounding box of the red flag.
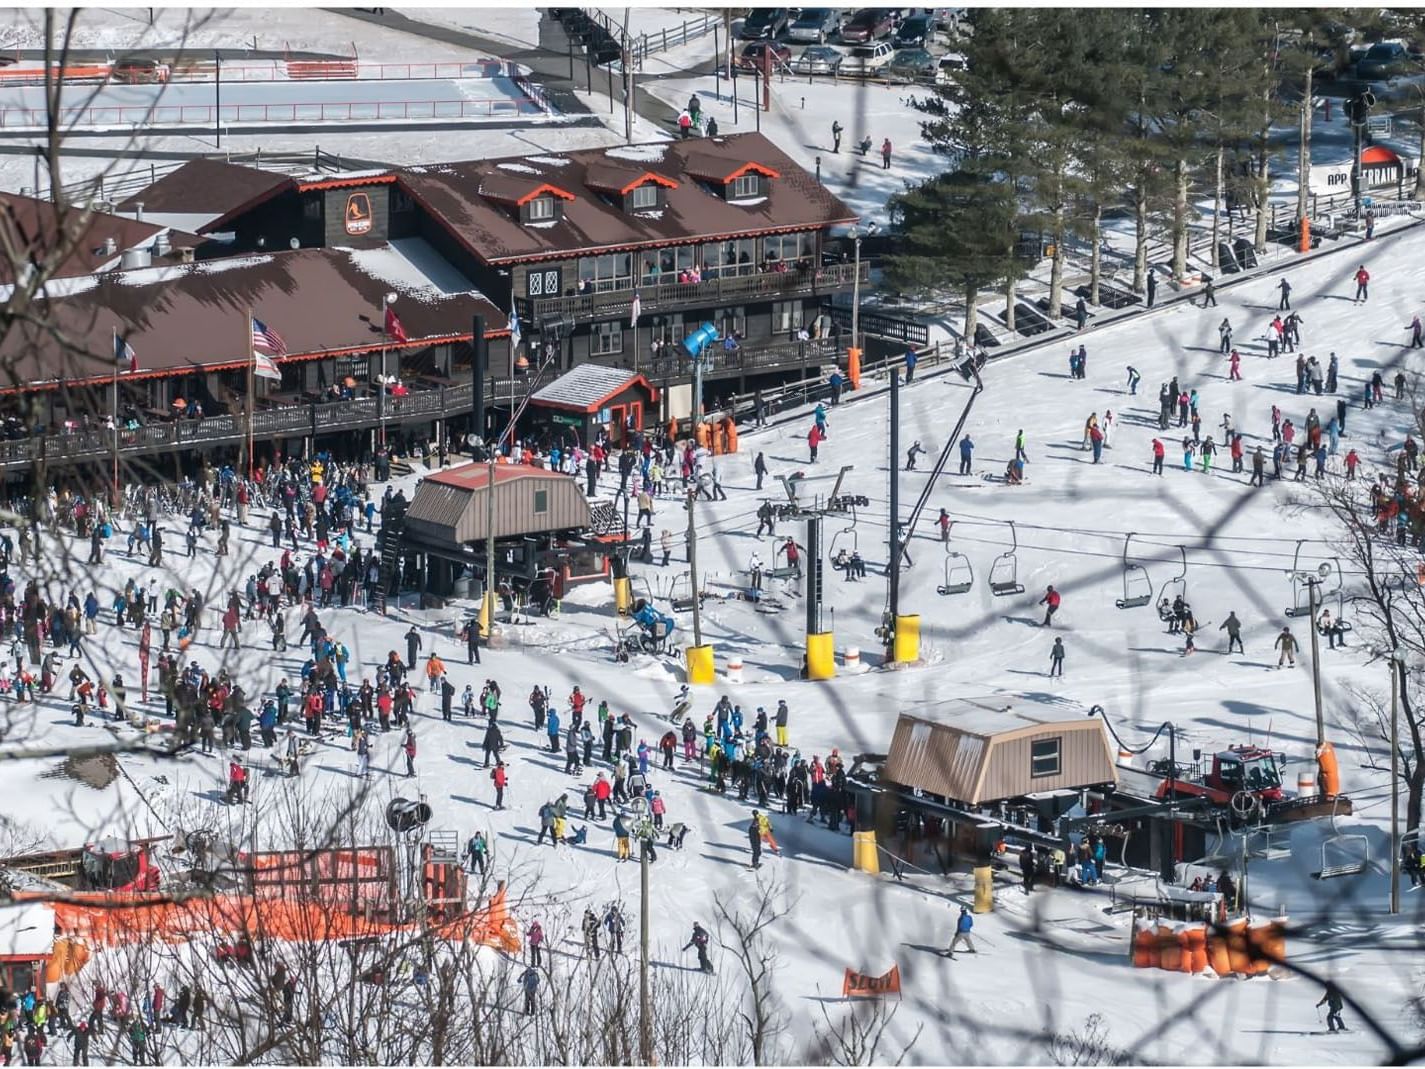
[384,306,408,343]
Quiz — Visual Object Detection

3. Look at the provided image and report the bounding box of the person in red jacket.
[1228,349,1242,381]
[1151,438,1166,476]
[1039,585,1061,627]
[1354,264,1370,303]
[1229,434,1244,473]
[592,771,612,818]
[491,761,508,809]
[1344,448,1359,480]
[402,729,416,777]
[808,424,824,463]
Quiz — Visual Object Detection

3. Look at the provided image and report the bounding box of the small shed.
[882,698,1117,806]
[529,364,659,446]
[0,902,54,995]
[403,463,591,547]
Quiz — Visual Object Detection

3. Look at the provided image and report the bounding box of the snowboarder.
[684,922,714,973]
[905,440,925,471]
[1410,315,1423,349]
[1275,627,1298,668]
[1049,637,1065,677]
[1277,277,1292,310]
[1039,585,1061,627]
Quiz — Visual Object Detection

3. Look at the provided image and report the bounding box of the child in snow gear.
[947,906,977,956]
[1049,638,1065,677]
[1040,586,1061,627]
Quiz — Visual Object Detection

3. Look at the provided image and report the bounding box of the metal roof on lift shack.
[402,464,592,546]
[881,697,1118,806]
[530,364,660,414]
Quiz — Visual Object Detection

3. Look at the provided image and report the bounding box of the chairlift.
[1285,541,1343,620]
[1115,532,1154,610]
[988,519,1025,597]
[1311,802,1370,880]
[936,525,974,596]
[668,574,695,613]
[829,513,860,572]
[1156,546,1187,621]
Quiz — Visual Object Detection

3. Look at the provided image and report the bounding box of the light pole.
[847,223,876,363]
[1391,649,1405,915]
[1293,562,1334,748]
[379,291,396,449]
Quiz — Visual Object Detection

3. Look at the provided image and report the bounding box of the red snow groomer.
[1132,742,1351,826]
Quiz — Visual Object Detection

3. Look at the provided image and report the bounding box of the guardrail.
[0,58,520,87]
[0,96,547,130]
[589,336,840,382]
[577,8,721,69]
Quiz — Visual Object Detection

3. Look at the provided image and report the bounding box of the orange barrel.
[1206,930,1233,976]
[1224,917,1251,975]
[1157,924,1181,972]
[1246,923,1272,975]
[722,418,738,454]
[1176,927,1194,973]
[1187,925,1208,973]
[1132,925,1157,968]
[695,421,711,450]
[1263,918,1287,967]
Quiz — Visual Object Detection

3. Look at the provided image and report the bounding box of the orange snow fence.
[842,964,901,998]
[25,886,520,956]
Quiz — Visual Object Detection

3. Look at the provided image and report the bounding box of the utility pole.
[1391,652,1401,915]
[1307,578,1324,747]
[622,7,633,143]
[214,50,221,149]
[638,833,651,1063]
[686,490,702,647]
[884,368,900,658]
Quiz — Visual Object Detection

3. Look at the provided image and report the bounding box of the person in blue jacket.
[958,434,974,475]
[947,906,976,956]
[545,708,561,754]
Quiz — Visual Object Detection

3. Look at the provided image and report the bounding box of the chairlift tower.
[774,465,857,679]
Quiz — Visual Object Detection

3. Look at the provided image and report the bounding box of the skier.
[527,920,544,966]
[1218,318,1232,355]
[958,435,974,475]
[464,830,488,876]
[581,908,601,960]
[905,440,925,471]
[1039,585,1061,627]
[1048,637,1065,678]
[1151,438,1165,476]
[1353,264,1370,303]
[1410,314,1423,349]
[684,922,714,973]
[1275,627,1298,668]
[1277,277,1291,310]
[946,906,977,957]
[521,966,540,1016]
[748,811,764,868]
[831,119,843,153]
[1126,365,1141,395]
[1316,982,1347,1033]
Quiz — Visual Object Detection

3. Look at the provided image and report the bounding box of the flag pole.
[245,306,255,481]
[110,326,119,506]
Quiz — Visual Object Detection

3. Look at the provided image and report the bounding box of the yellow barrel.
[806,631,836,680]
[892,614,921,664]
[852,830,880,874]
[973,865,994,913]
[613,576,632,616]
[686,644,716,685]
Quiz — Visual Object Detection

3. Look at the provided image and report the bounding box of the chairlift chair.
[829,522,859,571]
[1311,803,1370,880]
[1156,546,1188,621]
[1115,532,1154,609]
[988,519,1025,597]
[936,530,974,596]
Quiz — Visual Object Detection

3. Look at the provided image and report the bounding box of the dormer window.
[729,174,761,200]
[628,184,659,211]
[527,196,557,222]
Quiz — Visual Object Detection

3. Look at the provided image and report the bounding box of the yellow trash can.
[806,631,835,680]
[852,831,880,874]
[613,576,633,616]
[685,644,716,685]
[973,865,994,913]
[892,614,920,664]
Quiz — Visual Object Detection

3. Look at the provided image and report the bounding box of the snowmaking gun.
[1088,705,1351,827]
[619,598,676,656]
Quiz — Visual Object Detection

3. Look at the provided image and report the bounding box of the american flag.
[251,316,287,356]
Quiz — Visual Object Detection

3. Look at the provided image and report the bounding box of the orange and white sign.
[345,192,373,236]
[842,964,901,998]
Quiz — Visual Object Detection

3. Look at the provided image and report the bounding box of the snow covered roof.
[529,364,657,413]
[0,902,54,959]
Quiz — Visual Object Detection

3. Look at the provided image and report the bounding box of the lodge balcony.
[587,335,841,384]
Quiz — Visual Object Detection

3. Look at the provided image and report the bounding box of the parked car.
[793,44,846,76]
[893,14,933,48]
[735,41,793,71]
[886,47,936,81]
[739,7,790,40]
[845,41,895,74]
[935,52,966,85]
[1357,40,1413,80]
[786,8,842,44]
[840,8,894,43]
[113,55,167,84]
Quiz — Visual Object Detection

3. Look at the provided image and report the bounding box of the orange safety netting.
[22,886,520,957]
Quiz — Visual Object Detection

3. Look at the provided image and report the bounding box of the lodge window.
[647,313,683,349]
[628,184,659,211]
[578,253,633,293]
[591,320,623,356]
[658,245,696,279]
[702,238,756,279]
[772,300,804,335]
[763,232,812,266]
[392,187,414,213]
[533,489,549,514]
[527,196,557,222]
[729,174,761,200]
[302,198,321,221]
[714,306,745,340]
[1030,738,1062,778]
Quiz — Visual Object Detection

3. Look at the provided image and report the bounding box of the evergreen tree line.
[884,8,1407,339]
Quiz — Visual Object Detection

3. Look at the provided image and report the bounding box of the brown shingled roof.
[116,158,292,217]
[0,192,166,284]
[0,244,507,390]
[398,131,855,264]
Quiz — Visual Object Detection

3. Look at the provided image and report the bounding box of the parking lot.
[730,7,966,85]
